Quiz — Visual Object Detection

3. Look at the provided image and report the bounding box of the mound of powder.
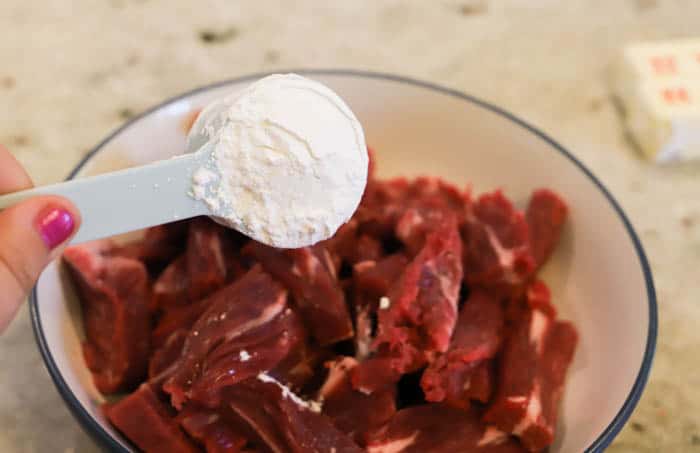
[187,74,368,248]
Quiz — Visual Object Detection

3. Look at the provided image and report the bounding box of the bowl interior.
[33,72,654,452]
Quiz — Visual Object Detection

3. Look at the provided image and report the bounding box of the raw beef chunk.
[105,383,197,453]
[226,378,364,453]
[366,405,526,453]
[163,267,298,408]
[148,329,188,382]
[178,406,249,453]
[483,307,578,452]
[526,189,568,269]
[151,297,212,348]
[152,218,239,310]
[186,218,230,301]
[357,177,469,241]
[320,219,384,265]
[353,253,409,300]
[353,216,463,393]
[183,309,305,408]
[152,255,189,309]
[421,289,504,408]
[268,341,330,392]
[318,357,396,444]
[117,221,189,267]
[463,190,535,290]
[243,242,354,345]
[524,279,557,318]
[64,241,150,393]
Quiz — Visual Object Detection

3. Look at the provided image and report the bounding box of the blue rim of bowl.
[29,69,657,453]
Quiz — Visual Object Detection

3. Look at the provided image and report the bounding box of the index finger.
[0,144,34,194]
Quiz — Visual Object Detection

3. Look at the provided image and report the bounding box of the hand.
[0,145,81,333]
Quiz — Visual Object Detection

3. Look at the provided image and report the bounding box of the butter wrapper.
[611,39,700,163]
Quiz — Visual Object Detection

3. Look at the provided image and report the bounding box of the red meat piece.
[366,405,527,453]
[318,357,396,445]
[529,321,578,449]
[445,290,504,362]
[402,177,469,215]
[226,378,363,453]
[163,267,293,408]
[178,406,248,453]
[421,289,504,408]
[318,220,358,264]
[64,241,150,394]
[105,384,197,453]
[526,189,568,269]
[423,358,496,409]
[351,254,409,363]
[357,177,469,241]
[151,297,211,348]
[148,329,187,383]
[356,235,384,263]
[317,219,383,267]
[464,360,496,403]
[353,253,409,299]
[504,279,557,328]
[525,279,556,318]
[355,178,410,238]
[116,221,189,267]
[483,308,578,452]
[383,216,463,354]
[351,356,403,395]
[269,342,331,392]
[353,216,463,393]
[152,254,189,309]
[463,190,535,290]
[187,310,306,407]
[151,218,242,310]
[395,204,454,256]
[186,218,229,301]
[243,243,354,345]
[311,242,342,280]
[225,384,288,452]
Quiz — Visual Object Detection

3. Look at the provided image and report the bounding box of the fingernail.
[37,206,75,249]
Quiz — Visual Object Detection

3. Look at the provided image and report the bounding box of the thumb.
[0,196,81,333]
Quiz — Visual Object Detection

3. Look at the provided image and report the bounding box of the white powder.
[239,350,251,362]
[193,167,217,185]
[379,296,391,310]
[257,372,323,413]
[188,74,368,249]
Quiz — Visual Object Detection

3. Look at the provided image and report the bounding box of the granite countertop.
[1,0,698,451]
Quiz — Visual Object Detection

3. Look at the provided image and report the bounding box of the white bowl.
[31,70,657,452]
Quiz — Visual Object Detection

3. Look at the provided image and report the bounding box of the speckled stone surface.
[0,0,698,451]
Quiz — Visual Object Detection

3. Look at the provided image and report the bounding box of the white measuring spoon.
[0,73,369,249]
[0,142,216,245]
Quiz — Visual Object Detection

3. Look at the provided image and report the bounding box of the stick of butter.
[611,39,700,163]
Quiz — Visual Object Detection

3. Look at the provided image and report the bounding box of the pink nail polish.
[37,207,75,249]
